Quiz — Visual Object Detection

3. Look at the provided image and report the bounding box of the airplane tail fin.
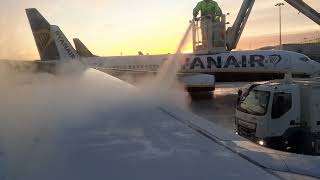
[73,38,96,57]
[26,8,79,61]
[50,25,80,60]
[26,8,60,61]
[138,51,144,56]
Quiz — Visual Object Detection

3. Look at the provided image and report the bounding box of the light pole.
[275,2,285,47]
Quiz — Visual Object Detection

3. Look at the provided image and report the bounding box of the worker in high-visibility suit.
[193,0,222,47]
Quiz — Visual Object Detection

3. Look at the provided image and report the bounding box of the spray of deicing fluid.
[139,23,193,108]
[154,23,193,89]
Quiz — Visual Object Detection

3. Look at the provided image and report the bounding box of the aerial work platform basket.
[191,14,227,54]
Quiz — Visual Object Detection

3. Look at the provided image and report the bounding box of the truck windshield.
[237,90,270,116]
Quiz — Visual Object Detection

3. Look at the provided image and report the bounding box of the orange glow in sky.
[0,0,319,60]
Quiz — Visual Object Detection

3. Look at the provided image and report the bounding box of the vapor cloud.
[0,57,191,179]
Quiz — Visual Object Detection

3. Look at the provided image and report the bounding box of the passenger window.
[272,92,292,119]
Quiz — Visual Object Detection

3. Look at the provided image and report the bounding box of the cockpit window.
[299,57,310,62]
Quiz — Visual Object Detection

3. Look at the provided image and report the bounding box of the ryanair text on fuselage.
[182,54,282,70]
[54,30,77,59]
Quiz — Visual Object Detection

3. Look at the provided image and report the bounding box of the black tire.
[287,132,313,155]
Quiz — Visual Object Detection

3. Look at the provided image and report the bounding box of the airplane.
[67,0,320,83]
[1,8,319,180]
[74,39,320,82]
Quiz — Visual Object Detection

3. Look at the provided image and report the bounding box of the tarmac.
[188,82,247,132]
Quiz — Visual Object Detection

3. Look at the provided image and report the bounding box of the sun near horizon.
[0,0,319,60]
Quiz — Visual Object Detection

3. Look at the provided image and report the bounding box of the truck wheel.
[288,132,313,154]
[267,138,287,151]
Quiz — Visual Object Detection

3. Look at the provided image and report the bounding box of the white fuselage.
[83,50,320,81]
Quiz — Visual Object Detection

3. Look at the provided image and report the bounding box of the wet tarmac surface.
[128,78,246,132]
[188,82,247,132]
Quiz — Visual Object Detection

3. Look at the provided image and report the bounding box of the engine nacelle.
[180,74,215,92]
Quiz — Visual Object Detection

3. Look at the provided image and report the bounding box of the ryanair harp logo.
[268,54,282,67]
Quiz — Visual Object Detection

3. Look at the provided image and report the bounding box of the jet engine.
[180,74,215,93]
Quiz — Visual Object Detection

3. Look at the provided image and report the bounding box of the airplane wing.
[0,65,319,180]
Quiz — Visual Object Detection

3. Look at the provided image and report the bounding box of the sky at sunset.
[0,0,319,60]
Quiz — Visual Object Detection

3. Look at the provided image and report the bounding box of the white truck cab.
[235,77,320,155]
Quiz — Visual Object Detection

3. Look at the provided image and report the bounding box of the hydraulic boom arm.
[225,0,255,51]
[284,0,320,25]
[226,0,319,51]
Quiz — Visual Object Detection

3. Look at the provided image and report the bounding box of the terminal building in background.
[259,36,320,62]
